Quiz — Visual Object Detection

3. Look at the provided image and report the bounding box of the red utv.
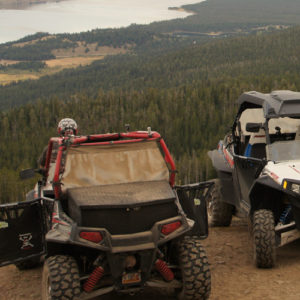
[0,129,212,299]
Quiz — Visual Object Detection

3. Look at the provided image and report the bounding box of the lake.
[0,0,204,44]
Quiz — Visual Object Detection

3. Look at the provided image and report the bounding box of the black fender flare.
[249,175,283,215]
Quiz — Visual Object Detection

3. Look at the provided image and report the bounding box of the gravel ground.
[1,217,300,300]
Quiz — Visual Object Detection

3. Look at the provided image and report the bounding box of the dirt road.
[1,217,300,300]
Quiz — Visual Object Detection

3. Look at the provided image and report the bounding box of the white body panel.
[264,160,300,185]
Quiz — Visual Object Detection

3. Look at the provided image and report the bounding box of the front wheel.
[42,255,81,300]
[177,237,211,300]
[253,209,276,268]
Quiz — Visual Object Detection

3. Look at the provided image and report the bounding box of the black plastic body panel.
[233,155,264,204]
[217,170,238,207]
[292,206,300,230]
[67,182,179,235]
[74,202,178,235]
[176,181,213,238]
[0,199,48,267]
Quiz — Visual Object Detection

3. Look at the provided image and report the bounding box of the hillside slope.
[1,27,300,202]
[0,26,300,110]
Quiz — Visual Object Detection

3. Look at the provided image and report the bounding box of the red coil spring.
[83,266,104,292]
[155,259,174,282]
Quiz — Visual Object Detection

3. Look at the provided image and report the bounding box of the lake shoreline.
[0,0,203,44]
[0,0,66,10]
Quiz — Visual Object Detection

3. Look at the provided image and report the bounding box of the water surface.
[0,0,204,44]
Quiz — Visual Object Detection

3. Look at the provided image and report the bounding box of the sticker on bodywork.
[19,233,34,250]
[0,221,8,229]
[194,198,201,206]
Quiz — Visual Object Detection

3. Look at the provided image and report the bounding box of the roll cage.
[232,91,300,157]
[43,131,177,199]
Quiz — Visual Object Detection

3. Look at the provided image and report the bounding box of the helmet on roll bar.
[57,118,78,136]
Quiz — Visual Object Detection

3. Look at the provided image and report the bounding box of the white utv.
[208,90,300,268]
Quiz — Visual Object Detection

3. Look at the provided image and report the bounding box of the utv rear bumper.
[46,215,193,252]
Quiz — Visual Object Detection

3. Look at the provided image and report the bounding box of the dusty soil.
[1,217,300,300]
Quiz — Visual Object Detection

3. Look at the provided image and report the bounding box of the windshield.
[267,140,300,162]
[60,140,170,190]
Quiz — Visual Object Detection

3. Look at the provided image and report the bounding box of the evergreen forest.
[1,0,300,203]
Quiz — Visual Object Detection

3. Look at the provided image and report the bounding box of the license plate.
[122,272,141,284]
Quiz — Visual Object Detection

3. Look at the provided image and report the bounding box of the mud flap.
[0,199,52,267]
[176,181,214,239]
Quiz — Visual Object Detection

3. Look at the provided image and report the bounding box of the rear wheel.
[207,179,233,226]
[42,255,81,300]
[177,236,211,300]
[253,209,276,268]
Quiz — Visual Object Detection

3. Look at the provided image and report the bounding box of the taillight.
[161,221,182,235]
[80,231,103,243]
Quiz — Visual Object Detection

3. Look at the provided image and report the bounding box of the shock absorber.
[83,266,104,292]
[279,204,292,225]
[155,259,174,282]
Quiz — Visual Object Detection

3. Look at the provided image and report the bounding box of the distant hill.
[0,0,63,9]
[0,25,300,110]
[1,0,300,91]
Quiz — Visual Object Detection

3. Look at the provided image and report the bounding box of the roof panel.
[237,90,300,117]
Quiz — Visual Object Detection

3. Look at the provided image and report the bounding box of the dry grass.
[0,73,39,85]
[0,54,105,85]
[12,35,56,48]
[45,55,104,67]
[0,59,20,66]
[0,40,131,85]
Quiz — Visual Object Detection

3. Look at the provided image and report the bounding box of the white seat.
[244,129,266,158]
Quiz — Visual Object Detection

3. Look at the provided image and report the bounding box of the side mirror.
[19,169,36,180]
[246,122,262,133]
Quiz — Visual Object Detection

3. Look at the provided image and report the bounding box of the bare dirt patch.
[1,217,300,300]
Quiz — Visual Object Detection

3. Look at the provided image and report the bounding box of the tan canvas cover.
[239,108,300,135]
[60,141,169,191]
